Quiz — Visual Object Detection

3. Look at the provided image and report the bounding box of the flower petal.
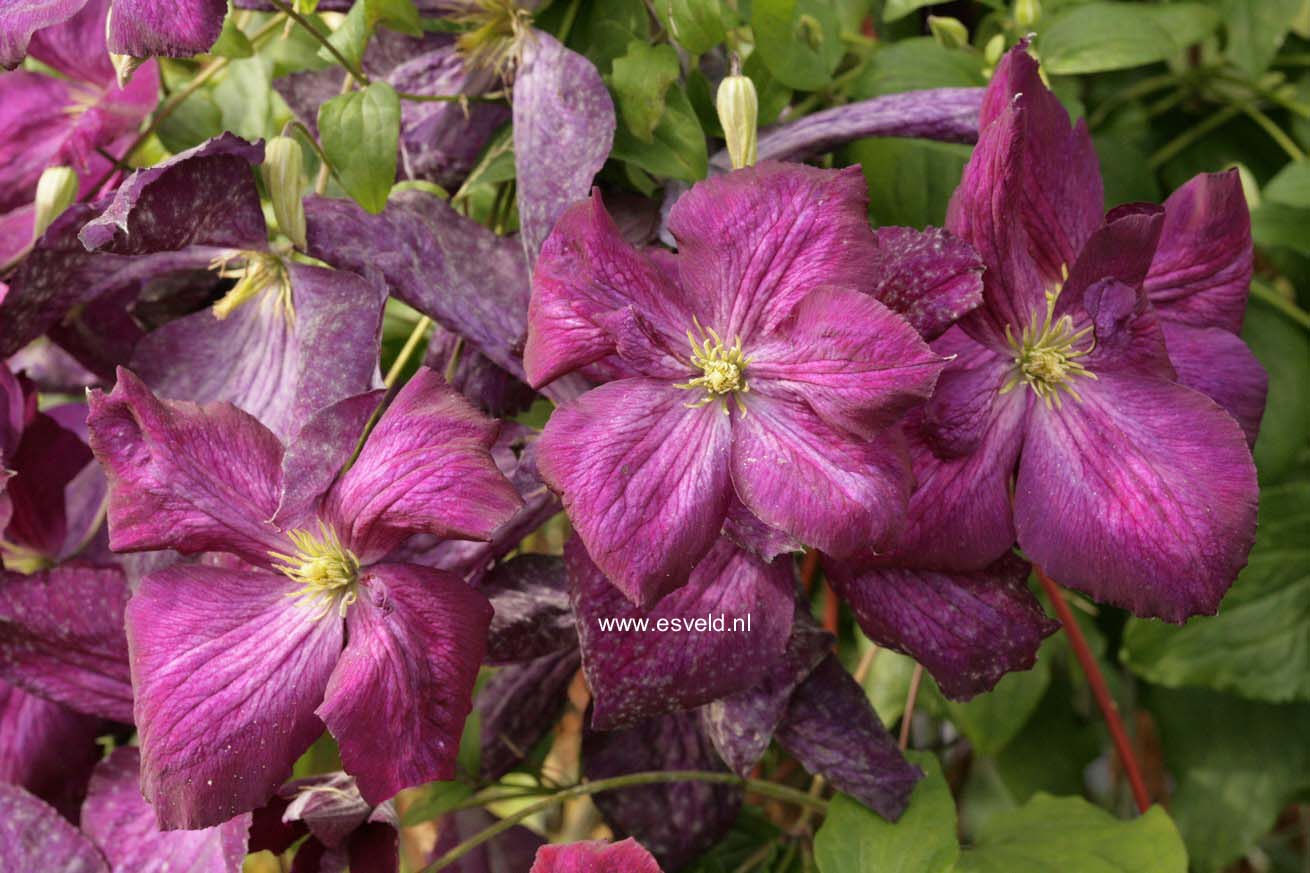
[426,324,536,419]
[582,711,740,871]
[128,564,343,829]
[82,747,251,873]
[530,839,663,873]
[317,563,492,804]
[0,681,104,820]
[325,369,521,560]
[1161,321,1266,446]
[729,393,912,558]
[774,656,921,820]
[749,286,944,439]
[87,368,285,563]
[482,554,575,665]
[4,404,91,557]
[478,648,581,781]
[105,0,228,59]
[825,555,1056,700]
[667,162,878,341]
[1061,204,1164,308]
[0,564,132,722]
[0,782,107,873]
[0,0,85,69]
[1146,170,1253,333]
[537,379,733,607]
[569,536,794,730]
[513,30,615,267]
[721,494,802,562]
[866,226,985,341]
[1015,373,1258,621]
[281,772,372,849]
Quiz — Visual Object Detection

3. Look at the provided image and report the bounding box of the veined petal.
[478,648,580,781]
[825,555,1056,700]
[0,682,104,820]
[325,369,521,561]
[866,226,985,341]
[537,379,733,607]
[749,286,944,439]
[82,747,250,873]
[0,564,132,722]
[668,162,878,342]
[1015,373,1258,621]
[0,783,107,873]
[128,564,343,829]
[1061,205,1164,308]
[0,0,86,69]
[318,563,492,804]
[1161,321,1266,447]
[569,536,794,730]
[105,0,228,59]
[729,394,912,559]
[87,368,285,564]
[530,839,663,873]
[0,72,79,211]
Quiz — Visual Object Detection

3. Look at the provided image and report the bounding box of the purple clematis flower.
[524,161,950,606]
[909,44,1261,622]
[86,366,523,828]
[530,838,664,873]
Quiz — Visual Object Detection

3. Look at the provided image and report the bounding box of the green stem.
[1238,102,1308,162]
[384,316,433,387]
[1252,280,1310,331]
[395,89,507,103]
[420,771,827,872]
[1088,72,1184,129]
[1149,104,1242,168]
[555,0,583,45]
[266,0,370,85]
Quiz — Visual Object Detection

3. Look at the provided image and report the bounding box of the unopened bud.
[264,136,308,250]
[105,8,145,88]
[983,33,1006,68]
[1233,162,1261,211]
[928,16,970,50]
[716,59,758,170]
[32,166,79,241]
[1014,0,1043,29]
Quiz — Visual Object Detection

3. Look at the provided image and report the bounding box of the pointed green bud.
[264,136,308,250]
[928,16,970,50]
[105,7,145,87]
[32,166,79,241]
[716,58,758,170]
[983,33,1007,68]
[1014,0,1043,29]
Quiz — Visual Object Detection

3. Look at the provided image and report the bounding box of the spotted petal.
[0,783,108,873]
[866,226,985,341]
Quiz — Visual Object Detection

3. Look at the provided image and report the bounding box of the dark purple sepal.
[482,554,574,664]
[477,647,580,781]
[0,681,105,821]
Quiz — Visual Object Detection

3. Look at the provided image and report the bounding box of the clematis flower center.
[453,0,533,74]
[208,250,295,323]
[269,521,360,619]
[1001,275,1097,407]
[675,319,751,412]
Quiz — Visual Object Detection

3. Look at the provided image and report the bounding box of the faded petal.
[0,783,108,873]
[570,536,794,730]
[530,839,663,873]
[514,30,615,266]
[1161,321,1266,446]
[128,564,343,829]
[866,226,985,341]
[87,368,284,563]
[0,681,104,820]
[325,369,521,560]
[82,747,250,873]
[478,648,580,781]
[729,394,912,558]
[774,656,921,819]
[105,0,228,59]
[0,564,132,722]
[537,379,733,607]
[668,163,878,341]
[482,554,575,665]
[1016,373,1258,621]
[318,563,492,804]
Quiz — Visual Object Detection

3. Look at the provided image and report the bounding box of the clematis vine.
[87,367,523,828]
[906,43,1261,622]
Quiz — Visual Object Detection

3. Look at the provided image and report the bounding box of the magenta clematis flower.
[524,162,952,606]
[907,44,1261,622]
[86,367,523,828]
[2,0,227,69]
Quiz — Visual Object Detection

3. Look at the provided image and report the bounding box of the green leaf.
[991,683,1102,802]
[1252,202,1310,256]
[1122,480,1310,701]
[1264,161,1310,208]
[577,0,651,74]
[743,51,793,126]
[209,17,254,59]
[212,56,277,141]
[611,85,708,182]
[318,81,401,213]
[609,41,682,143]
[941,656,1050,757]
[844,137,971,228]
[1038,3,1220,75]
[653,0,728,55]
[882,0,946,22]
[751,0,845,91]
[954,795,1188,873]
[1219,0,1301,78]
[853,38,985,98]
[1247,298,1310,480]
[814,753,959,873]
[320,0,370,71]
[401,781,474,826]
[366,0,422,35]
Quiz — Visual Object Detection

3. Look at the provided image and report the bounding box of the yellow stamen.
[269,521,360,620]
[1000,266,1097,408]
[674,317,751,414]
[208,250,295,323]
[0,539,54,575]
[452,0,533,74]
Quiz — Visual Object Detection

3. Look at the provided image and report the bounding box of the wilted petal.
[514,30,615,266]
[0,783,107,873]
[87,368,284,563]
[482,554,574,665]
[1015,373,1258,621]
[866,226,984,341]
[128,564,343,829]
[774,657,920,820]
[530,839,663,873]
[721,495,802,562]
[324,369,521,560]
[82,747,250,873]
[1146,170,1253,333]
[105,0,228,59]
[0,681,104,820]
[0,564,132,722]
[749,286,944,438]
[1161,321,1266,446]
[478,648,580,781]
[668,163,877,341]
[273,390,385,530]
[570,536,794,730]
[281,772,372,849]
[537,379,732,607]
[583,711,740,871]
[0,0,85,69]
[318,563,492,804]
[730,394,912,558]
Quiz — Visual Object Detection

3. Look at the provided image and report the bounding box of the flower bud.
[716,61,758,170]
[1014,0,1043,29]
[983,33,1007,68]
[928,16,970,50]
[105,8,145,87]
[263,136,308,250]
[32,166,79,241]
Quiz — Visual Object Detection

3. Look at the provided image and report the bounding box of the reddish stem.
[1035,565,1151,814]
